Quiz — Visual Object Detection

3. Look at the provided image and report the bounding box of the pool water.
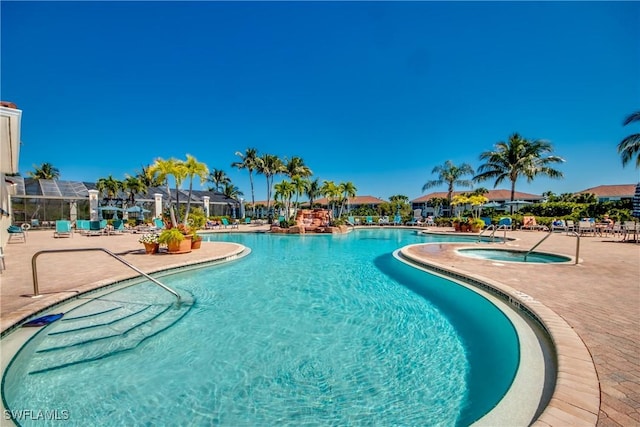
[457,248,571,263]
[3,229,519,426]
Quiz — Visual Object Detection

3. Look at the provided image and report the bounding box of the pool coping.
[399,243,600,426]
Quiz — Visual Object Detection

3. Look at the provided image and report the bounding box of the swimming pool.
[3,229,522,426]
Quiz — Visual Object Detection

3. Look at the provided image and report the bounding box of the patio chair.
[564,220,576,234]
[346,216,356,226]
[393,214,403,226]
[7,225,26,243]
[498,217,512,230]
[244,217,251,225]
[578,220,595,236]
[75,220,91,235]
[480,217,492,228]
[53,220,73,238]
[86,220,105,236]
[112,219,126,234]
[365,216,374,226]
[378,216,390,226]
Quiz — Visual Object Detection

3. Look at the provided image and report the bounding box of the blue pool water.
[3,229,519,426]
[457,248,571,263]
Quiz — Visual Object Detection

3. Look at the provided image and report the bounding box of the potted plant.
[469,217,486,233]
[191,232,203,249]
[138,233,160,254]
[452,217,462,232]
[158,228,191,254]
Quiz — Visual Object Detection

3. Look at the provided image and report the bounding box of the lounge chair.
[221,218,238,229]
[111,219,126,234]
[153,218,165,230]
[481,217,492,228]
[550,219,566,232]
[244,217,251,225]
[346,216,356,226]
[498,217,512,230]
[393,214,403,226]
[379,216,390,226]
[365,216,374,226]
[53,220,73,238]
[7,225,26,243]
[86,220,105,236]
[75,220,91,235]
[578,220,595,236]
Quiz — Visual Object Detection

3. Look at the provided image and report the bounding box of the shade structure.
[482,202,503,209]
[97,206,124,212]
[633,183,640,218]
[126,206,150,213]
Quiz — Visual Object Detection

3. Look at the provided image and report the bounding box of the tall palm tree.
[28,163,60,180]
[122,175,147,205]
[338,181,357,217]
[474,133,564,202]
[274,180,296,218]
[422,160,475,216]
[321,180,341,218]
[183,154,209,225]
[136,165,164,187]
[231,148,259,213]
[222,182,244,199]
[305,178,321,209]
[284,156,313,179]
[256,153,284,212]
[618,111,640,168]
[149,157,182,226]
[291,176,308,218]
[207,168,231,192]
[96,175,123,201]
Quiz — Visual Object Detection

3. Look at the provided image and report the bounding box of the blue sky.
[2,1,639,201]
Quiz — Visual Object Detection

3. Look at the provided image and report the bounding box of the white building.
[1,101,22,250]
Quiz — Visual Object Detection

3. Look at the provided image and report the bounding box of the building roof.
[0,101,18,109]
[314,195,386,205]
[576,184,637,198]
[412,189,543,203]
[10,177,239,204]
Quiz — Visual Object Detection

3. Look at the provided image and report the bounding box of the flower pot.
[460,224,470,232]
[167,235,192,254]
[143,243,159,254]
[191,239,202,249]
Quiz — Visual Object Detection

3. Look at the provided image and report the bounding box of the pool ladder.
[31,248,182,304]
[523,230,580,264]
[477,224,509,243]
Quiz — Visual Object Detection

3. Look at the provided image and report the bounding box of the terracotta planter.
[143,243,159,254]
[460,224,470,232]
[167,235,192,254]
[453,223,461,232]
[191,239,202,249]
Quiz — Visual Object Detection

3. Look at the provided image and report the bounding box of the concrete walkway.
[1,226,638,426]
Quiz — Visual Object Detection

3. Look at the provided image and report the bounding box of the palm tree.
[183,154,209,225]
[96,175,123,201]
[136,165,164,187]
[149,157,182,226]
[618,111,640,168]
[284,156,313,179]
[28,163,60,180]
[207,168,231,193]
[231,148,259,214]
[338,181,357,217]
[422,160,475,216]
[321,180,341,218]
[256,153,285,212]
[222,182,244,199]
[122,175,147,205]
[474,133,565,202]
[274,180,296,218]
[305,178,322,209]
[291,176,308,218]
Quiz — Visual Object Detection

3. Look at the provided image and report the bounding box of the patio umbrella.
[482,201,502,209]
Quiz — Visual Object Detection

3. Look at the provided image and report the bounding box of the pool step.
[27,291,193,375]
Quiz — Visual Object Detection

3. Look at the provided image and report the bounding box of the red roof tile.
[576,184,636,198]
[412,189,542,203]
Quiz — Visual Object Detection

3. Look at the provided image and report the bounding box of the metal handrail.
[568,231,581,265]
[478,224,508,244]
[477,224,495,242]
[523,229,554,262]
[31,248,182,303]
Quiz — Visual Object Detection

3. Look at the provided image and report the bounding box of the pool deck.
[1,225,638,426]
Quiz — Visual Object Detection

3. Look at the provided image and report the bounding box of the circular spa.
[457,248,572,263]
[2,229,551,426]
